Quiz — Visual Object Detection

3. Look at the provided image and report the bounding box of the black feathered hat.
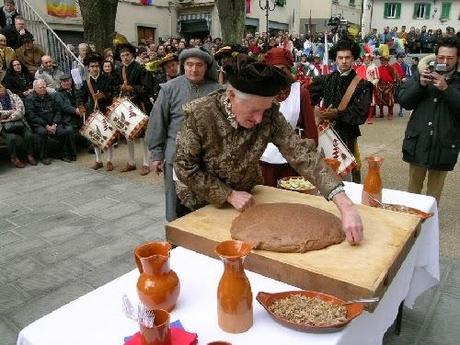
[118,43,136,56]
[329,39,361,61]
[83,53,103,66]
[224,54,291,97]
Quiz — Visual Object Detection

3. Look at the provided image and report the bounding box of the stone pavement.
[1,112,460,344]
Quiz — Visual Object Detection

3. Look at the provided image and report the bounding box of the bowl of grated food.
[256,290,364,333]
[277,176,317,195]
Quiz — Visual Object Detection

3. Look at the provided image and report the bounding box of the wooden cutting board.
[166,185,422,310]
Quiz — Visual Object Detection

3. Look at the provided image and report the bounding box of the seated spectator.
[35,55,65,92]
[25,79,76,164]
[3,59,33,98]
[0,0,18,30]
[2,15,30,50]
[0,81,36,168]
[0,33,15,79]
[15,33,44,75]
[55,74,81,131]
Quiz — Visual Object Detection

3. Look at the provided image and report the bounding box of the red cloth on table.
[125,328,198,345]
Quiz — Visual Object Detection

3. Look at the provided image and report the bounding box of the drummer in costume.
[79,54,117,171]
[355,53,379,124]
[145,47,221,222]
[116,43,153,176]
[376,55,397,119]
[259,47,318,187]
[173,56,364,245]
[310,40,373,183]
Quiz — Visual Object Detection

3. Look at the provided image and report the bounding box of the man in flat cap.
[146,47,221,221]
[15,33,44,75]
[174,56,364,245]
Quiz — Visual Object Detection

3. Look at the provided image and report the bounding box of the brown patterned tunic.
[174,90,342,211]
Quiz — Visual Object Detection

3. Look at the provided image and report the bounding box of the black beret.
[83,53,103,66]
[20,33,34,44]
[330,39,361,60]
[224,55,291,97]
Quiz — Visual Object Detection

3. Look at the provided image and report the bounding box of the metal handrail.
[16,0,83,73]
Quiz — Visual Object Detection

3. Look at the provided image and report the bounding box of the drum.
[317,122,357,177]
[107,98,149,141]
[79,111,118,150]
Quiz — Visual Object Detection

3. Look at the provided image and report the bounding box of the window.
[275,0,286,6]
[349,0,355,6]
[383,3,401,19]
[441,2,451,19]
[413,3,431,19]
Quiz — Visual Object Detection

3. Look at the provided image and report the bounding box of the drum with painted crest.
[79,111,118,150]
[107,98,149,141]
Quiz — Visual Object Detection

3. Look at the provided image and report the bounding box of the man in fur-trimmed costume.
[310,40,373,183]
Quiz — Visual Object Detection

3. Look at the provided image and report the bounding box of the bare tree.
[78,0,119,53]
[215,0,246,44]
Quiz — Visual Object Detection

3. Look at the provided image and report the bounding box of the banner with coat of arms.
[47,0,78,18]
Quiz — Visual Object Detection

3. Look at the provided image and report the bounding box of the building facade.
[299,0,363,34]
[22,0,300,46]
[364,0,460,34]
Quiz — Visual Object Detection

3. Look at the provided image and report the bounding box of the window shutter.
[396,3,401,18]
[425,4,431,19]
[384,3,389,18]
[441,3,451,19]
[413,4,417,19]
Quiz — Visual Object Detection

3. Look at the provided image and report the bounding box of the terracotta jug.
[215,240,253,333]
[362,156,384,206]
[135,241,180,312]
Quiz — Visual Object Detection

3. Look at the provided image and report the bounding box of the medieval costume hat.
[330,39,361,61]
[159,53,179,67]
[118,43,137,56]
[223,54,290,97]
[83,53,103,66]
[19,33,34,45]
[264,47,294,68]
[178,47,218,81]
[214,44,248,63]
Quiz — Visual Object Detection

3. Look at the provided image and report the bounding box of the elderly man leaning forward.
[174,57,363,245]
[146,47,221,222]
[25,79,76,164]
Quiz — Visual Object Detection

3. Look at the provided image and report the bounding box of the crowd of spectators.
[0,0,458,173]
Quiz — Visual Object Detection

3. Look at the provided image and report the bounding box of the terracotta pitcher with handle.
[135,241,180,312]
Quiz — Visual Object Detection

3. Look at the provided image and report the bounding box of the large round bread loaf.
[230,203,345,253]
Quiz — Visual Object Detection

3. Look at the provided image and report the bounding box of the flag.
[245,0,251,14]
[47,0,77,18]
[322,34,330,75]
[140,0,154,5]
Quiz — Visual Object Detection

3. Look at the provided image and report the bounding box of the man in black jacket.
[400,37,460,204]
[25,79,76,164]
[310,40,373,183]
[0,0,18,29]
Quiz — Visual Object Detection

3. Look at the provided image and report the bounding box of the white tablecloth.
[17,183,440,345]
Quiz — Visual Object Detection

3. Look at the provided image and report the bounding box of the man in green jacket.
[399,37,460,204]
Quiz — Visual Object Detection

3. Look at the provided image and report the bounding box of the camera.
[428,61,447,73]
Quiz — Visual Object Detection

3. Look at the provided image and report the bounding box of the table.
[17,183,440,345]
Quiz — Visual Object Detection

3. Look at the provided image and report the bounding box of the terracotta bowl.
[369,201,433,221]
[277,176,317,195]
[256,290,364,333]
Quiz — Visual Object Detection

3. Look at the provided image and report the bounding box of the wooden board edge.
[372,222,422,299]
[166,224,380,312]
